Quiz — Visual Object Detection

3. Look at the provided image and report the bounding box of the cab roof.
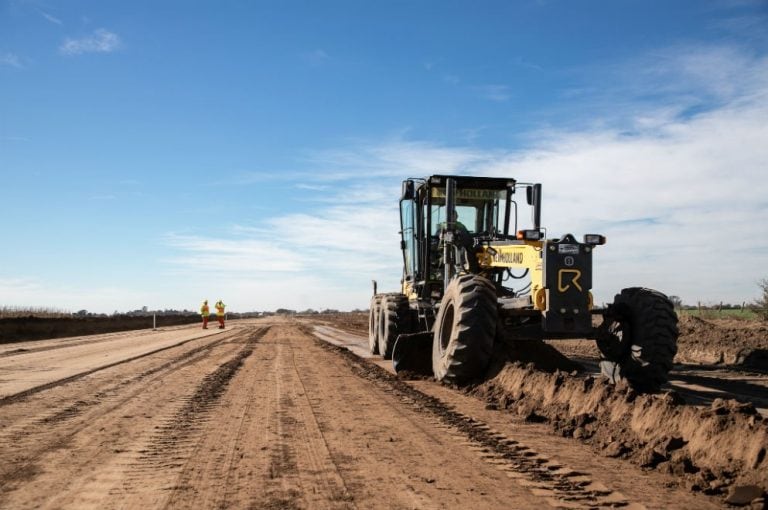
[425,174,516,190]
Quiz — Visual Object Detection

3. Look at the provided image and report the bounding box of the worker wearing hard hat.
[215,300,226,329]
[200,300,210,329]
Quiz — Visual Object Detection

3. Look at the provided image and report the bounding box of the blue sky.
[1,0,767,313]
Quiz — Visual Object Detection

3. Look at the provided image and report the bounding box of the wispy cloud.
[476,84,511,102]
[59,29,121,56]
[0,52,22,68]
[303,49,329,66]
[163,200,405,310]
[513,56,543,72]
[304,139,491,180]
[442,74,460,85]
[37,8,62,25]
[553,43,768,136]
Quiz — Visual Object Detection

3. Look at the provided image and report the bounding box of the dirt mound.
[470,362,768,501]
[0,315,201,344]
[676,315,768,369]
[545,315,768,372]
[313,312,368,335]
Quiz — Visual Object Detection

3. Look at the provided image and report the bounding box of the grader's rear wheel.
[597,287,678,393]
[378,294,410,360]
[432,274,497,385]
[368,295,383,355]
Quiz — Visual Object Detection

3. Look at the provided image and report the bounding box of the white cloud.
[477,84,511,102]
[304,139,491,180]
[0,52,22,68]
[163,197,405,310]
[60,29,121,56]
[485,99,768,305]
[37,9,62,25]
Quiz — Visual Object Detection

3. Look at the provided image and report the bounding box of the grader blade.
[391,332,433,376]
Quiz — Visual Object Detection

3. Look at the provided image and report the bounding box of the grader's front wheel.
[597,287,678,393]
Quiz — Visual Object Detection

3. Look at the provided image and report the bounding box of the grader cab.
[369,175,678,393]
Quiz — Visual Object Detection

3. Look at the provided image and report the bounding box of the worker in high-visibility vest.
[200,300,210,329]
[215,300,226,329]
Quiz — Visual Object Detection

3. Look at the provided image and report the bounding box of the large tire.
[432,274,497,385]
[368,295,382,355]
[597,287,678,393]
[378,294,411,360]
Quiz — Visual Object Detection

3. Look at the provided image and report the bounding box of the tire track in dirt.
[129,323,355,510]
[0,328,261,508]
[117,328,270,504]
[284,343,356,508]
[311,334,636,509]
[287,324,569,509]
[0,325,195,358]
[0,328,235,407]
[0,329,240,443]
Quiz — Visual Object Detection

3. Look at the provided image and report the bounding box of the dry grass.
[0,306,72,319]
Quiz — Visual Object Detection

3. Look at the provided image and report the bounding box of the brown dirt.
[676,315,768,368]
[0,315,201,343]
[3,314,767,508]
[0,318,600,509]
[324,312,768,507]
[470,363,768,499]
[547,314,768,372]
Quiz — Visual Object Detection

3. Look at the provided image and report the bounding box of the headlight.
[517,229,543,241]
[583,234,606,245]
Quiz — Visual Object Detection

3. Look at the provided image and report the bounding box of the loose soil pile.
[548,314,768,371]
[313,312,368,334]
[470,361,768,505]
[676,315,768,369]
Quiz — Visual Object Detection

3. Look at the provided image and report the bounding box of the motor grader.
[369,175,678,393]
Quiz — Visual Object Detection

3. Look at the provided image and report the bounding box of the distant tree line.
[1,307,369,320]
[667,278,768,321]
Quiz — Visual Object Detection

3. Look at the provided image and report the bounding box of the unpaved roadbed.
[1,317,764,508]
[318,312,768,507]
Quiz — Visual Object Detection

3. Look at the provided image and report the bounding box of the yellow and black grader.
[369,175,678,393]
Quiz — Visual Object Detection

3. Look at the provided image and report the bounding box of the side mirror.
[401,180,415,200]
[527,184,542,229]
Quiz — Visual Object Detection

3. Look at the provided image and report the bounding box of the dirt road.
[0,318,731,509]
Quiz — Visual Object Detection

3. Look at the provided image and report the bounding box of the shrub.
[755,279,768,321]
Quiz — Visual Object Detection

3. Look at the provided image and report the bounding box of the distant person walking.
[200,300,210,329]
[215,299,226,329]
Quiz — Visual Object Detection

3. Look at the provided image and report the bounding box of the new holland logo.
[558,269,583,292]
[493,252,524,264]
